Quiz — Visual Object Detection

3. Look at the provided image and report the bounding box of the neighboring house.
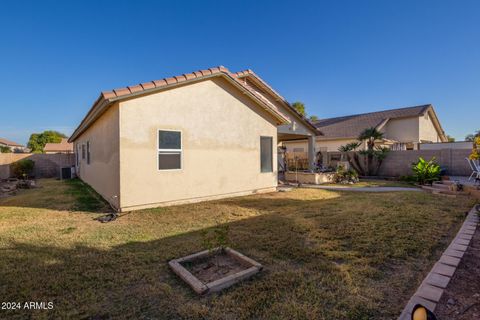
[284,105,447,156]
[69,66,320,211]
[0,137,26,153]
[44,138,74,154]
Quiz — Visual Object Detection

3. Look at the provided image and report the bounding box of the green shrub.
[0,146,11,153]
[333,165,359,184]
[11,159,35,179]
[469,136,480,160]
[411,157,440,185]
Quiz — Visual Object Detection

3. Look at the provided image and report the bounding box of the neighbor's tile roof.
[313,105,431,139]
[44,138,73,152]
[0,137,23,147]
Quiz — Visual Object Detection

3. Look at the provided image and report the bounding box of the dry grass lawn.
[0,179,474,319]
[322,179,415,188]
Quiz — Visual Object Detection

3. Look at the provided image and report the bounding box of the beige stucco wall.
[418,112,441,143]
[382,117,419,143]
[118,77,278,211]
[74,104,120,209]
[316,139,365,152]
[420,141,472,150]
[283,138,363,154]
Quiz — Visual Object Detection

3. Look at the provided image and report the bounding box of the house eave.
[69,72,291,143]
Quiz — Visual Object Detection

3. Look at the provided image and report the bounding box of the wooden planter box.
[169,247,263,294]
[284,171,334,184]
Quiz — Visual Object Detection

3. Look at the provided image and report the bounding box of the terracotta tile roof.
[232,69,322,135]
[312,105,432,139]
[100,66,231,100]
[232,69,288,102]
[44,138,73,153]
[70,66,307,142]
[0,137,23,147]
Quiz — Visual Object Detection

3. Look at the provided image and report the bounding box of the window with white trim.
[82,144,86,159]
[260,136,273,172]
[158,130,182,170]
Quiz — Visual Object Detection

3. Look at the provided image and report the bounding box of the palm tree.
[358,127,384,151]
[338,142,363,174]
[358,127,384,175]
[291,101,306,116]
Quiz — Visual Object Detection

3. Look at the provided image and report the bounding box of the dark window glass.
[260,136,273,172]
[159,130,181,150]
[76,145,79,165]
[158,153,181,170]
[82,144,85,159]
[87,141,90,164]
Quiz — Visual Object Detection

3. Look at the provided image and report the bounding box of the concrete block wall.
[0,153,75,179]
[377,149,471,177]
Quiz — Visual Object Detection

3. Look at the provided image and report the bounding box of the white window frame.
[157,129,182,171]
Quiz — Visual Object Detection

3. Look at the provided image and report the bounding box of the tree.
[358,127,384,151]
[309,115,319,122]
[446,135,455,142]
[291,101,306,116]
[466,130,480,142]
[27,130,67,153]
[0,146,11,153]
[339,127,389,176]
[470,136,480,160]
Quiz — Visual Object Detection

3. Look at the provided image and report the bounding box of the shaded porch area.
[278,132,316,173]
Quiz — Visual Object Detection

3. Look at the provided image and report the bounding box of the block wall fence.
[376,149,471,177]
[0,153,75,179]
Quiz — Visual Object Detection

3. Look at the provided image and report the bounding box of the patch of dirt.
[0,178,36,198]
[182,251,249,284]
[435,216,480,320]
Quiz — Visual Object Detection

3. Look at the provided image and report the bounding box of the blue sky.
[0,0,479,144]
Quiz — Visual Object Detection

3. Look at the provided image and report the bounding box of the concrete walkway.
[299,184,422,192]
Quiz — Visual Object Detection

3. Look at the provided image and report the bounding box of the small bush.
[0,146,11,153]
[411,157,440,185]
[333,165,359,184]
[469,137,480,160]
[11,159,35,179]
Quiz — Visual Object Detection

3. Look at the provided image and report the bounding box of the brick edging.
[398,206,479,320]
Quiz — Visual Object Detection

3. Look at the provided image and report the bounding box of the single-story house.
[0,137,26,153]
[44,138,73,154]
[69,66,321,211]
[283,105,448,158]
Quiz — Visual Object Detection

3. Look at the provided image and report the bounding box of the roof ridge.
[70,66,299,142]
[313,104,431,124]
[231,69,321,135]
[102,66,231,99]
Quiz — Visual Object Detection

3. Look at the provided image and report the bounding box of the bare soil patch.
[435,217,480,320]
[182,250,249,283]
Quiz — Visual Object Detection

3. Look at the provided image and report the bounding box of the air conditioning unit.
[60,166,76,180]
